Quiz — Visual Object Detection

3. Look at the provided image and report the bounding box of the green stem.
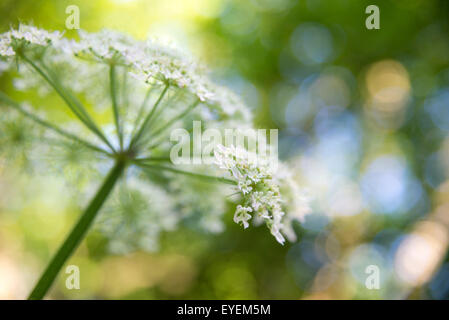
[28,161,126,300]
[109,64,123,149]
[24,57,90,125]
[121,67,129,114]
[21,55,115,152]
[129,84,169,150]
[135,161,236,185]
[0,91,110,156]
[150,100,199,138]
[134,156,171,162]
[145,89,182,132]
[131,87,153,138]
[147,100,200,150]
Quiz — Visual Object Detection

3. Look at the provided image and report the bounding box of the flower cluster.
[0,24,251,124]
[214,144,302,244]
[129,38,251,121]
[0,24,61,57]
[70,29,138,64]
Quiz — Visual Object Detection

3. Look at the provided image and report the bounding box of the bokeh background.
[1,0,449,299]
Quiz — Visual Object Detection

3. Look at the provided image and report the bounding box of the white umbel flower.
[71,29,139,64]
[1,25,252,124]
[0,24,62,57]
[214,144,288,244]
[234,205,253,228]
[0,25,309,252]
[214,144,311,244]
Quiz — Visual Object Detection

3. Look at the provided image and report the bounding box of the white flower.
[72,29,139,64]
[0,37,14,56]
[275,164,312,242]
[129,39,251,121]
[0,24,62,57]
[234,205,252,229]
[214,144,310,244]
[214,144,288,244]
[238,179,253,194]
[269,222,285,245]
[2,26,252,127]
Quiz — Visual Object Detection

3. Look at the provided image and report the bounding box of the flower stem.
[151,99,199,138]
[129,84,169,150]
[109,64,123,149]
[135,161,236,185]
[28,160,126,300]
[147,99,200,150]
[0,91,110,156]
[21,54,115,152]
[131,86,154,138]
